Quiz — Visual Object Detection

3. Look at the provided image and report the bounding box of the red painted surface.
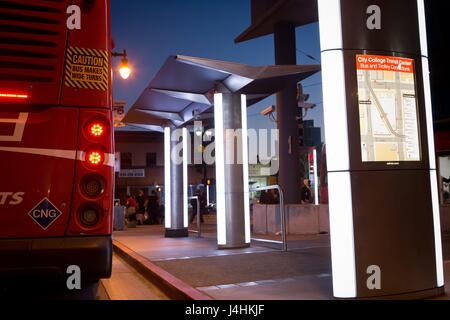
[435,131,450,154]
[0,1,113,239]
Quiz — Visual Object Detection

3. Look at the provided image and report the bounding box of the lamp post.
[112,49,131,80]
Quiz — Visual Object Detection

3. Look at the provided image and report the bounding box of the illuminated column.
[318,0,444,299]
[214,93,251,249]
[164,127,189,238]
[313,149,319,206]
[418,0,445,289]
[318,0,355,298]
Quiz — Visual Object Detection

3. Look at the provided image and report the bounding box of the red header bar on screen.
[356,55,415,73]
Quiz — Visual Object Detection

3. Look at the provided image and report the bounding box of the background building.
[114,130,215,204]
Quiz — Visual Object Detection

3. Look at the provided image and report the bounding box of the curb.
[113,240,213,300]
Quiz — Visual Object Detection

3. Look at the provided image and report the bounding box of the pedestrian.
[301,179,312,204]
[125,194,138,227]
[267,189,278,204]
[259,191,268,204]
[135,190,146,225]
[147,190,160,224]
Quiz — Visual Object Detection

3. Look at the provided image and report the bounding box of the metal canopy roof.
[235,0,318,43]
[124,55,320,129]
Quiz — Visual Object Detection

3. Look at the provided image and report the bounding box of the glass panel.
[356,55,421,163]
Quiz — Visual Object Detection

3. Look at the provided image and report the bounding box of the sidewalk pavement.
[113,216,450,300]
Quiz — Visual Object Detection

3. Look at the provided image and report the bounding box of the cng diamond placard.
[28,198,62,230]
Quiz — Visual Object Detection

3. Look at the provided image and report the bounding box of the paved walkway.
[113,218,450,300]
[100,254,169,300]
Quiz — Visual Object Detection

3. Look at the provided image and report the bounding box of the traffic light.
[203,179,215,186]
[297,84,316,110]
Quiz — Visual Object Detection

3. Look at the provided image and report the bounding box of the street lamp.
[112,49,131,80]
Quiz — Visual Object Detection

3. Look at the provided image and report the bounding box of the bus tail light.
[86,150,104,167]
[81,175,105,198]
[87,121,108,138]
[80,206,100,227]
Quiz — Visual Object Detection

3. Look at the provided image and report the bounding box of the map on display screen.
[356,55,421,163]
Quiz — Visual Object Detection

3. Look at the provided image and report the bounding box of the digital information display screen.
[356,55,421,163]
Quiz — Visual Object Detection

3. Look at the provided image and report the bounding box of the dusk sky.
[111,0,323,137]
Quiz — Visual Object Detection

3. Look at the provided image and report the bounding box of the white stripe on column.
[417,0,428,57]
[318,0,343,51]
[241,95,251,244]
[418,0,436,169]
[417,1,443,286]
[183,128,189,228]
[164,127,171,229]
[422,58,437,170]
[318,0,356,298]
[214,94,227,245]
[318,0,349,173]
[430,171,445,287]
[328,171,357,298]
[313,149,319,206]
[320,50,350,172]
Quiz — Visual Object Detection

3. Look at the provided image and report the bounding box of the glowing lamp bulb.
[119,58,131,80]
[87,151,104,166]
[119,66,131,80]
[89,123,104,137]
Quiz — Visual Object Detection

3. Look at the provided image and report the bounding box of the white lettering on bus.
[0,192,24,205]
[0,113,28,142]
[33,209,58,219]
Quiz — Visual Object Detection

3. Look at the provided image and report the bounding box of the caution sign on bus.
[65,47,108,91]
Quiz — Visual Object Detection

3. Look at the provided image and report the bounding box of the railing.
[250,185,287,252]
[188,196,201,238]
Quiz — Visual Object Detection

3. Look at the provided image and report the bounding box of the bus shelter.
[124,54,319,248]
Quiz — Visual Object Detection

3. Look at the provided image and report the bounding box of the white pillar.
[318,0,444,299]
[164,127,189,237]
[214,93,251,249]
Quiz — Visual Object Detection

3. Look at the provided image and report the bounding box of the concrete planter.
[252,204,268,234]
[253,204,448,236]
[252,204,330,236]
[287,205,319,235]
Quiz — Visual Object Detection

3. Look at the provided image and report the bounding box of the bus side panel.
[0,0,70,106]
[61,0,111,109]
[0,108,78,239]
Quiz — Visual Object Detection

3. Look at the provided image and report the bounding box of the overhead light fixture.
[119,59,131,80]
[195,127,203,137]
[112,50,132,80]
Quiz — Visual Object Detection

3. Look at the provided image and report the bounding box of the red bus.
[0,0,114,283]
